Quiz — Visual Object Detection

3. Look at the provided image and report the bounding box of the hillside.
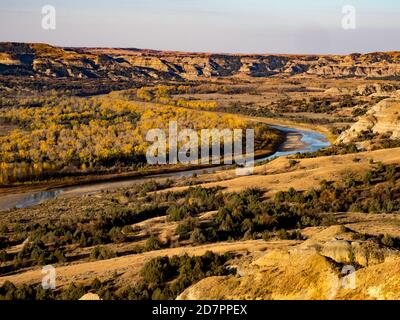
[1,43,400,80]
[1,147,400,300]
[177,225,400,300]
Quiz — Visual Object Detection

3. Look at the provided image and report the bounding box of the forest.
[0,91,281,185]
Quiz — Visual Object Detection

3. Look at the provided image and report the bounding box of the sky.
[0,0,399,54]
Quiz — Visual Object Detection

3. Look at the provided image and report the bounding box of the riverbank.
[0,145,280,211]
[0,141,281,195]
[242,115,337,144]
[0,122,330,211]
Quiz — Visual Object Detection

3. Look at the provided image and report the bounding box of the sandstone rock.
[320,240,354,264]
[356,83,398,96]
[337,98,400,143]
[318,240,387,267]
[177,250,339,300]
[177,226,400,300]
[1,42,400,80]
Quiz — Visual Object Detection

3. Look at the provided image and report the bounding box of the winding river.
[0,125,330,211]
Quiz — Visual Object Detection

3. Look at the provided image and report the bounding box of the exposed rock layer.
[1,43,400,80]
[177,226,400,300]
[337,98,400,143]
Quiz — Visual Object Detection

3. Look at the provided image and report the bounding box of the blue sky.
[0,0,399,54]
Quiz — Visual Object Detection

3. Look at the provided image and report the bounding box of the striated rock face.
[356,83,399,96]
[177,226,400,300]
[1,42,400,80]
[337,98,400,143]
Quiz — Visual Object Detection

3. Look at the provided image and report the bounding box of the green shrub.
[176,218,198,241]
[90,246,116,261]
[190,228,207,244]
[141,257,173,284]
[144,235,162,251]
[60,283,86,300]
[0,250,8,262]
[381,234,395,247]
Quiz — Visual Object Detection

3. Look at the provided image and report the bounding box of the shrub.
[190,228,207,244]
[141,257,173,284]
[90,246,116,261]
[276,229,303,240]
[176,218,198,241]
[144,235,162,251]
[108,227,127,243]
[0,250,8,262]
[262,231,272,241]
[381,234,395,247]
[289,159,299,167]
[0,224,9,234]
[136,251,231,300]
[60,283,86,300]
[167,205,194,221]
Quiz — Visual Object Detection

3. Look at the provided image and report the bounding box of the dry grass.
[0,239,297,288]
[163,147,400,195]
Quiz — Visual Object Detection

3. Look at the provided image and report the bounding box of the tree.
[140,257,171,284]
[145,235,161,251]
[90,246,116,261]
[0,250,8,262]
[190,228,206,244]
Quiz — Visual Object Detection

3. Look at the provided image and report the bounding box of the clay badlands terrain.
[0,43,400,300]
[1,42,400,80]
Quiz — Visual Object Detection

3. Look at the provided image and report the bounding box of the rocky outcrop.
[177,226,400,300]
[356,83,399,96]
[1,42,400,81]
[337,98,400,143]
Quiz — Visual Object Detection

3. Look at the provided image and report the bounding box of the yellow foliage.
[0,92,254,184]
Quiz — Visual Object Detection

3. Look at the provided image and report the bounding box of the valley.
[1,42,400,301]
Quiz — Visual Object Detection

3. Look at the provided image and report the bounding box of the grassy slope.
[2,147,400,290]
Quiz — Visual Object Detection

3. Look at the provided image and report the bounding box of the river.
[0,125,330,211]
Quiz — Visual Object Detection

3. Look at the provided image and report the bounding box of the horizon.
[1,41,399,56]
[1,1,400,55]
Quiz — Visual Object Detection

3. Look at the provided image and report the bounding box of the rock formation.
[177,226,400,300]
[356,83,399,96]
[1,43,400,81]
[337,98,400,143]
